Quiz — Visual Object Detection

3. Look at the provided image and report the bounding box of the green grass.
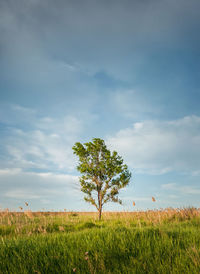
[0,210,200,273]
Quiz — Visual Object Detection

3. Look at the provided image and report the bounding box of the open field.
[1,208,200,273]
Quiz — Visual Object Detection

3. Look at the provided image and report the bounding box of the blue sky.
[0,0,200,211]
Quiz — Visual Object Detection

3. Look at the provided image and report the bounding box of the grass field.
[0,208,200,273]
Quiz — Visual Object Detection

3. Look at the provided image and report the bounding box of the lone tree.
[72,138,131,220]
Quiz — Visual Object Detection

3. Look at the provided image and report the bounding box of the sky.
[0,0,200,211]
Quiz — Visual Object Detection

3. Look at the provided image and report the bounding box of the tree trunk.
[98,208,102,221]
[98,190,102,221]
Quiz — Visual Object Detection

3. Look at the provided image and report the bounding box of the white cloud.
[1,105,83,172]
[11,104,36,115]
[0,169,80,201]
[162,183,200,195]
[0,103,37,126]
[35,172,79,185]
[0,168,21,175]
[162,183,177,190]
[5,129,77,171]
[107,115,200,174]
[180,186,200,195]
[5,190,41,199]
[37,115,82,136]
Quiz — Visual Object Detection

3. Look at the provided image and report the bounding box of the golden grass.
[0,207,199,229]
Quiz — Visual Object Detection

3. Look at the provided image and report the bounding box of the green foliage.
[72,138,131,218]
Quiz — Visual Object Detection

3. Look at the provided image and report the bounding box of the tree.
[72,138,131,220]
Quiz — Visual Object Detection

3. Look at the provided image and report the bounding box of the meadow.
[0,208,200,274]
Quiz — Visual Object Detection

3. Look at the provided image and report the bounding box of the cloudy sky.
[0,0,200,211]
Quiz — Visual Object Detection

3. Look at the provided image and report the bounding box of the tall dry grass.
[0,206,199,237]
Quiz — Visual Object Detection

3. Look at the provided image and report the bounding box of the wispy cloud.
[0,168,80,209]
[5,190,41,200]
[162,183,177,190]
[0,104,83,172]
[162,183,200,195]
[111,89,160,119]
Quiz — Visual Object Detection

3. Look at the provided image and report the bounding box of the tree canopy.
[72,138,131,220]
